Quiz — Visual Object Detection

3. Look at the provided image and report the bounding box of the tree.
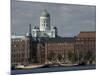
[58,53,63,62]
[84,51,95,64]
[67,51,77,63]
[47,51,55,62]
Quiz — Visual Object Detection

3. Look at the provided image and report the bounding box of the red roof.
[76,31,96,38]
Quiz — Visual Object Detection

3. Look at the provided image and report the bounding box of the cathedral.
[32,9,57,38]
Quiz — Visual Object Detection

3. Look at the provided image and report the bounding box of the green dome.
[41,9,50,17]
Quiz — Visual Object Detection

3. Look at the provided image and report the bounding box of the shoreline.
[12,63,96,70]
[11,64,96,75]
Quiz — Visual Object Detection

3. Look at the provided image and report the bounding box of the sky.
[11,0,96,37]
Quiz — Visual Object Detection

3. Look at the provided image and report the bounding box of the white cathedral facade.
[32,10,57,38]
[12,10,57,38]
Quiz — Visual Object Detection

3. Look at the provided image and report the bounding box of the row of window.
[12,39,25,42]
[47,44,73,47]
[12,44,26,48]
[11,59,28,63]
[76,38,95,41]
[12,54,25,57]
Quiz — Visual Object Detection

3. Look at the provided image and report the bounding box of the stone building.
[11,24,37,66]
[36,37,75,64]
[74,31,96,64]
[11,31,96,65]
[11,35,31,65]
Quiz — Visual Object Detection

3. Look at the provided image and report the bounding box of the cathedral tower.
[40,9,50,31]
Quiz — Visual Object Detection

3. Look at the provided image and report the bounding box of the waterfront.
[11,64,96,75]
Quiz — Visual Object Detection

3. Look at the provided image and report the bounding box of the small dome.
[41,9,50,17]
[53,27,57,29]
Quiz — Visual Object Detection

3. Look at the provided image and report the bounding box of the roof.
[39,37,75,43]
[41,9,50,17]
[76,31,96,38]
[11,35,26,39]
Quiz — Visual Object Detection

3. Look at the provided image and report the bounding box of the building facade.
[32,9,57,38]
[11,36,31,65]
[36,38,75,64]
[74,32,96,64]
[11,25,37,66]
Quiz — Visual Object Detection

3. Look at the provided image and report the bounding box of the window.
[21,40,23,42]
[14,45,16,47]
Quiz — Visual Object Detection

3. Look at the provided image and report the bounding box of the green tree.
[84,51,95,64]
[47,51,55,62]
[58,53,63,62]
[67,51,77,63]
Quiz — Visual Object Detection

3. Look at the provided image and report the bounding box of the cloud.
[11,0,96,37]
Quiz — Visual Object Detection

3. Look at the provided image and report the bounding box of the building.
[36,37,75,64]
[11,25,37,65]
[11,35,31,65]
[11,10,96,66]
[75,31,96,64]
[32,9,57,38]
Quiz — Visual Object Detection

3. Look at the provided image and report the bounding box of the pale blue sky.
[11,0,96,37]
